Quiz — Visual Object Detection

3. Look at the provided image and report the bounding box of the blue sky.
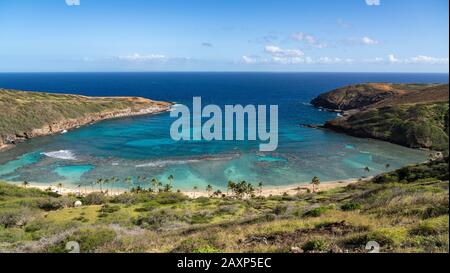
[0,0,448,72]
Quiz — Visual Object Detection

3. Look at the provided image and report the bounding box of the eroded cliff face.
[310,83,447,111]
[0,89,173,150]
[0,105,171,149]
[311,83,449,151]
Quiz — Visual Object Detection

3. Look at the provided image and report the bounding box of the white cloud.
[291,32,327,48]
[241,55,259,64]
[346,36,379,46]
[316,57,355,64]
[241,54,354,65]
[361,36,379,45]
[363,57,384,63]
[264,45,304,58]
[291,32,317,44]
[241,52,449,66]
[272,57,305,64]
[118,53,167,62]
[364,54,449,65]
[406,55,449,65]
[388,54,401,64]
[365,0,381,6]
[82,57,94,62]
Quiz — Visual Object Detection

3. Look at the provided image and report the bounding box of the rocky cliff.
[324,102,449,151]
[0,89,172,150]
[310,83,449,151]
[311,83,448,111]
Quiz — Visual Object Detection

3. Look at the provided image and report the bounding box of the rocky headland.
[0,88,172,150]
[310,83,449,151]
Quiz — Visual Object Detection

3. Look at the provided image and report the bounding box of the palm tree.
[311,176,320,193]
[168,174,174,185]
[385,163,390,169]
[227,180,235,196]
[206,184,213,196]
[164,183,172,192]
[22,181,29,188]
[193,185,198,198]
[230,181,255,199]
[110,176,119,195]
[124,176,132,191]
[151,177,159,192]
[258,182,263,196]
[96,178,103,192]
[57,182,64,193]
[104,178,110,195]
[140,176,147,191]
[364,166,371,173]
[76,184,81,196]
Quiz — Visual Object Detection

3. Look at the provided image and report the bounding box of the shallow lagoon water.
[0,72,446,190]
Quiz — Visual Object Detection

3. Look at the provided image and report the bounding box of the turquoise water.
[0,72,445,190]
[54,165,95,183]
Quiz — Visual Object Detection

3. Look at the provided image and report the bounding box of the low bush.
[82,192,108,205]
[37,196,75,211]
[50,228,117,253]
[302,239,328,252]
[134,209,186,229]
[341,202,362,211]
[155,192,189,205]
[304,206,332,217]
[0,208,32,228]
[409,216,449,236]
[99,204,120,214]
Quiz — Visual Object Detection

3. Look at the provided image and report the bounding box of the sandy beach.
[19,177,371,198]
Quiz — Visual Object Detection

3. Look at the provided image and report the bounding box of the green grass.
[0,88,169,141]
[0,158,448,253]
[326,102,449,151]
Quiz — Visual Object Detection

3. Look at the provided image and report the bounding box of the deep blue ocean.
[0,72,448,190]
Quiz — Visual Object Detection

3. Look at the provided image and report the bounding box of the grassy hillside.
[311,83,448,111]
[324,102,449,151]
[1,158,448,253]
[0,88,170,145]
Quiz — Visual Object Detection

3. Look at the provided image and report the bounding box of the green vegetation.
[0,158,447,253]
[312,83,449,151]
[311,83,448,111]
[0,88,169,145]
[374,157,449,183]
[326,102,449,151]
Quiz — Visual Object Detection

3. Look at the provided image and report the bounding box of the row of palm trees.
[20,176,319,196]
[20,163,386,196]
[63,175,177,195]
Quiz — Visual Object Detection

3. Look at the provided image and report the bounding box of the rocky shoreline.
[308,83,449,151]
[0,95,173,151]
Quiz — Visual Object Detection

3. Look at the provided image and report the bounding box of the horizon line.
[0,71,448,75]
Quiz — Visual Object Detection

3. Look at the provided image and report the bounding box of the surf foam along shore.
[41,150,77,160]
[0,88,173,151]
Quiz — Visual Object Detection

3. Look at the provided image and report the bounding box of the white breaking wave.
[136,159,201,168]
[42,150,77,160]
[135,155,237,168]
